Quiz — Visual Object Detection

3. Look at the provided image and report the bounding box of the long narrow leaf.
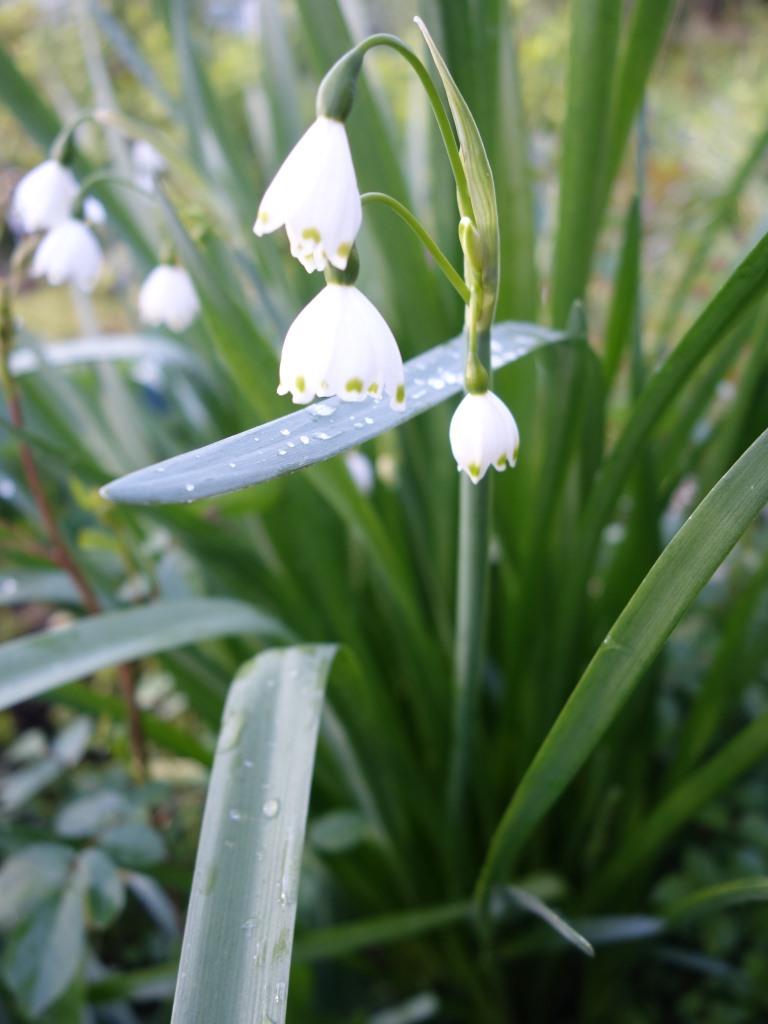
[476,423,768,901]
[102,321,570,504]
[0,599,289,710]
[170,646,337,1024]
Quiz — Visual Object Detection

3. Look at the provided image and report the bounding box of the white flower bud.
[254,117,361,273]
[278,283,404,410]
[11,159,79,234]
[132,139,167,191]
[30,218,103,292]
[449,390,520,483]
[138,265,201,332]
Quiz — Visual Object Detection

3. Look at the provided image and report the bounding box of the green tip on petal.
[368,383,379,395]
[496,455,508,469]
[395,384,406,406]
[295,375,306,392]
[345,377,364,394]
[302,227,321,242]
[468,463,481,479]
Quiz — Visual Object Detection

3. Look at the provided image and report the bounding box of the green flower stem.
[50,110,98,163]
[73,170,154,214]
[361,192,469,303]
[448,325,492,849]
[346,34,473,220]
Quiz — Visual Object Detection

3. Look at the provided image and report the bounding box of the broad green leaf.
[100,821,167,868]
[476,424,768,901]
[1,879,85,1018]
[0,598,289,711]
[294,901,472,963]
[79,848,125,929]
[0,845,75,931]
[550,0,621,324]
[102,321,570,504]
[55,791,131,839]
[0,45,59,148]
[170,646,337,1024]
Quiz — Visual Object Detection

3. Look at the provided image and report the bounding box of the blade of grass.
[550,0,621,325]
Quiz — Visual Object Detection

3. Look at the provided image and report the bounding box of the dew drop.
[364,416,374,425]
[185,483,195,493]
[229,808,242,821]
[314,431,330,441]
[280,428,291,436]
[309,402,335,417]
[299,435,310,445]
[155,465,165,473]
[428,376,446,390]
[287,441,295,448]
[278,449,287,456]
[228,461,237,469]
[262,798,280,818]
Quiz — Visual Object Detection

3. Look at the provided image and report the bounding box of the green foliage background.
[2,1,768,1021]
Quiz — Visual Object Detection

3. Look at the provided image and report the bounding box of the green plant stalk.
[335,33,473,219]
[361,192,469,303]
[448,326,492,845]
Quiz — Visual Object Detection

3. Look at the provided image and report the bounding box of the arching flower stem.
[361,192,469,304]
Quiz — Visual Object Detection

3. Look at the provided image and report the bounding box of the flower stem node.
[30,218,103,292]
[253,117,361,274]
[11,160,79,234]
[278,283,405,411]
[138,265,201,333]
[316,50,364,122]
[449,390,520,484]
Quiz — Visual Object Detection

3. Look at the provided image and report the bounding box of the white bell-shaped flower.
[138,265,201,332]
[11,159,79,234]
[132,139,167,191]
[344,450,375,495]
[83,196,107,226]
[31,218,103,292]
[254,117,361,273]
[278,283,405,410]
[449,390,520,483]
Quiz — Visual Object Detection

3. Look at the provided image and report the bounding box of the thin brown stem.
[1,287,146,778]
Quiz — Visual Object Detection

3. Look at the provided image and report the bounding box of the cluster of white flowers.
[12,159,105,292]
[255,115,519,482]
[11,143,199,334]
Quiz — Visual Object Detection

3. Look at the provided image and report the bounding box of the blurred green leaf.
[0,597,290,711]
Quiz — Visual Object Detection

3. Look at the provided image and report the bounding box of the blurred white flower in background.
[11,159,79,234]
[138,265,201,332]
[31,218,103,292]
[83,196,107,226]
[132,139,167,191]
[277,283,405,409]
[344,450,375,495]
[449,390,520,483]
[254,117,361,273]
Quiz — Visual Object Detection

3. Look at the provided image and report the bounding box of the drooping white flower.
[138,265,201,332]
[449,390,520,483]
[132,139,166,191]
[278,283,404,409]
[30,218,103,292]
[345,450,375,495]
[11,159,79,234]
[254,117,361,273]
[83,196,107,225]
